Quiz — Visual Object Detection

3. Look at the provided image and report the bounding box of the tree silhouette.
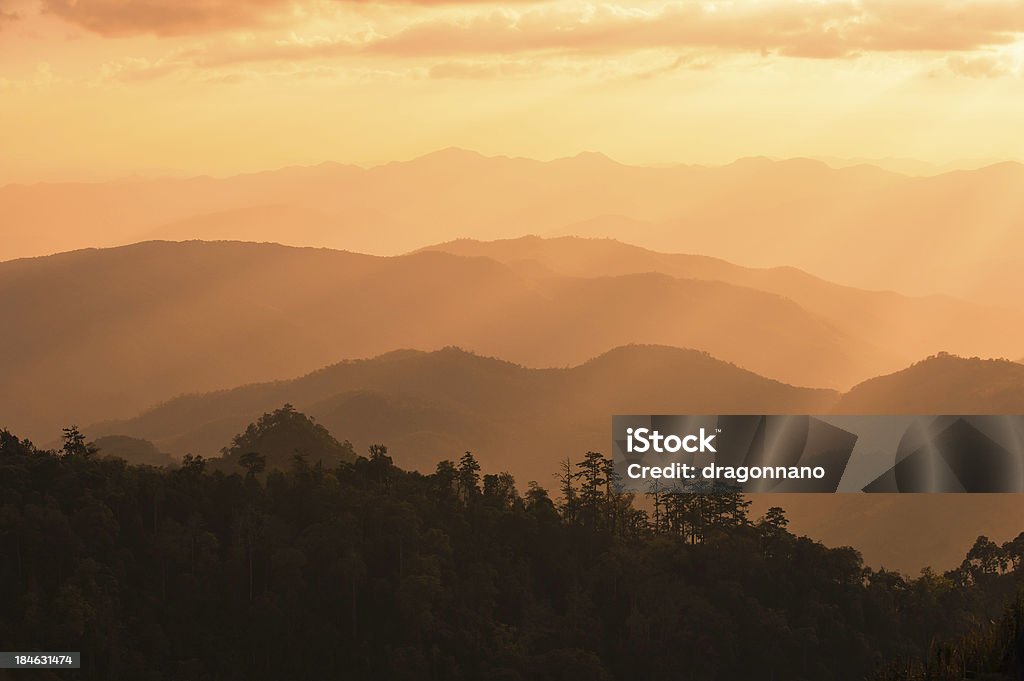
[61,425,98,458]
[457,451,481,501]
[220,404,355,473]
[556,456,580,524]
[239,451,266,479]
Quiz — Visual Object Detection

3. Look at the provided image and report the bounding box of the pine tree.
[576,451,606,526]
[457,451,481,501]
[556,457,579,524]
[61,425,98,459]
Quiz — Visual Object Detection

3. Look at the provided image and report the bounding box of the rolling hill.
[419,236,1024,370]
[834,354,1024,414]
[88,344,838,479]
[5,234,1022,574]
[87,347,1024,574]
[0,240,881,443]
[92,435,175,467]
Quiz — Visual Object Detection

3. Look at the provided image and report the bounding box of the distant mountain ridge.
[418,236,1024,371]
[1,239,894,442]
[89,344,837,477]
[5,237,1022,444]
[87,347,1024,478]
[4,150,1024,307]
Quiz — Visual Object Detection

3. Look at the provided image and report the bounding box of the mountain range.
[4,233,1024,574]
[420,236,1023,373]
[85,345,1024,574]
[86,344,834,475]
[3,238,1021,444]
[4,150,1024,307]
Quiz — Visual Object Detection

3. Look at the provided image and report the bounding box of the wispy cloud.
[39,0,292,36]
[945,53,1019,77]
[364,1,1024,59]
[98,48,205,81]
[33,0,1024,58]
[0,61,61,89]
[38,0,536,36]
[58,0,1024,85]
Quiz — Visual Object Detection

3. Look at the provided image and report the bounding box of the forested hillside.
[87,349,1024,574]
[1,409,1022,680]
[90,346,835,479]
[836,354,1024,414]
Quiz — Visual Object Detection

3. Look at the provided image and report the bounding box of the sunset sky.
[3,0,1024,183]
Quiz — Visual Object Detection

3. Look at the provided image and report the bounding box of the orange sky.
[3,0,1024,183]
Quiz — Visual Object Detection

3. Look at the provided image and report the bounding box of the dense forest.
[1,406,1022,680]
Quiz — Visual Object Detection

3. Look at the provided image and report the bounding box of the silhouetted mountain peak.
[554,151,622,168]
[580,343,721,369]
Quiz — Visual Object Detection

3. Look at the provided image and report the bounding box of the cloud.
[40,0,297,36]
[38,0,537,36]
[99,50,204,82]
[0,61,62,90]
[364,1,1024,59]
[36,0,1024,50]
[631,53,714,80]
[945,54,1017,77]
[199,33,364,66]
[64,0,1024,85]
